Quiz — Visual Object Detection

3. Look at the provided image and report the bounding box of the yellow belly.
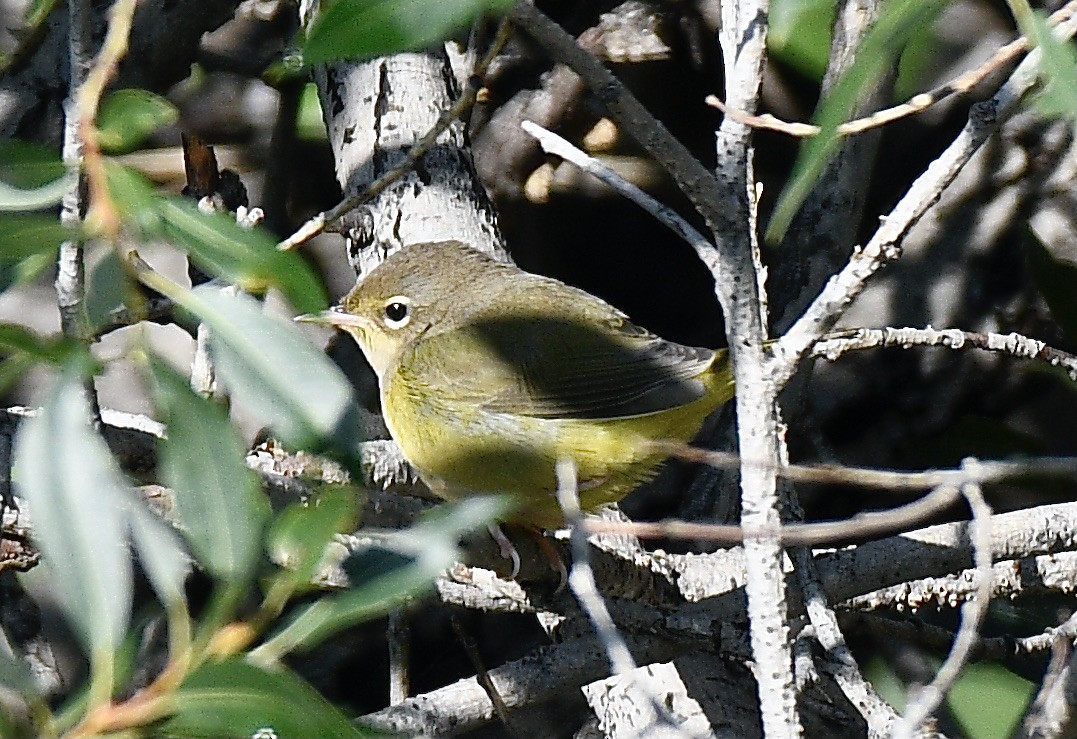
[381,365,733,528]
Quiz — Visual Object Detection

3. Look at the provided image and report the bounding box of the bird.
[301,240,735,530]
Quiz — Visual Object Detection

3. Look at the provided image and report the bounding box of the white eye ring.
[382,295,411,329]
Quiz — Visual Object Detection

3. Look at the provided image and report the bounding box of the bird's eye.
[382,296,411,328]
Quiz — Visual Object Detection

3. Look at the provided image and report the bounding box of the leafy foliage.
[301,0,513,63]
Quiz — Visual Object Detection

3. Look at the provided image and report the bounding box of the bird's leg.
[487,523,521,579]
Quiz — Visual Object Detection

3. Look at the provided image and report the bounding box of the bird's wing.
[402,281,716,420]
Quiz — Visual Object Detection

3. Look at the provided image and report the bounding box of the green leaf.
[86,250,128,332]
[766,0,947,242]
[127,500,192,610]
[23,0,59,27]
[947,662,1035,737]
[159,659,370,738]
[0,251,56,294]
[296,83,328,142]
[150,355,269,583]
[302,0,513,64]
[180,286,367,455]
[0,139,65,189]
[0,214,73,261]
[0,174,74,212]
[107,163,327,313]
[0,324,83,364]
[769,0,837,81]
[96,89,179,154]
[268,486,362,587]
[12,373,134,659]
[1024,10,1077,120]
[258,496,507,659]
[0,138,71,211]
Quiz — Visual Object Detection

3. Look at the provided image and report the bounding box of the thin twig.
[895,477,994,738]
[520,120,712,255]
[812,326,1077,379]
[449,615,516,733]
[704,1,1077,139]
[387,610,410,706]
[583,484,960,546]
[773,10,1077,388]
[847,610,1077,664]
[509,1,730,267]
[278,18,513,251]
[555,459,692,738]
[793,548,902,738]
[1015,611,1077,739]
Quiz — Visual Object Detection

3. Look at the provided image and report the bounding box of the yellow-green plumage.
[310,241,734,528]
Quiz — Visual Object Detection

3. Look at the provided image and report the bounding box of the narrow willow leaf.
[96,89,179,154]
[185,286,369,454]
[127,501,192,609]
[86,250,128,331]
[0,324,82,363]
[268,486,362,587]
[106,163,326,313]
[766,0,946,242]
[302,0,513,64]
[150,355,268,583]
[159,659,369,738]
[259,496,507,659]
[23,0,59,27]
[0,214,73,260]
[0,173,75,211]
[769,0,837,81]
[13,373,133,658]
[0,139,65,188]
[1025,10,1077,120]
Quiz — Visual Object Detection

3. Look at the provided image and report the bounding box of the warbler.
[301,241,734,528]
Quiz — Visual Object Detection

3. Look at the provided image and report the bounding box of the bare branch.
[896,482,993,737]
[774,10,1077,386]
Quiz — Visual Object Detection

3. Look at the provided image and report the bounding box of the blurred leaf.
[104,162,162,227]
[268,486,362,587]
[150,355,269,583]
[127,500,192,610]
[107,164,326,313]
[24,0,59,26]
[0,324,83,364]
[157,199,327,313]
[159,659,369,738]
[12,372,134,659]
[302,0,513,64]
[766,0,946,242]
[0,139,65,188]
[96,89,179,154]
[296,83,328,141]
[86,250,128,332]
[947,661,1035,737]
[1027,10,1077,120]
[0,174,74,212]
[1006,0,1077,120]
[0,250,56,294]
[173,286,366,455]
[1025,226,1077,341]
[0,354,35,397]
[769,0,836,81]
[0,214,74,260]
[259,496,507,658]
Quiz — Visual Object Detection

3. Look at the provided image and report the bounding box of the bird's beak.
[294,306,367,329]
